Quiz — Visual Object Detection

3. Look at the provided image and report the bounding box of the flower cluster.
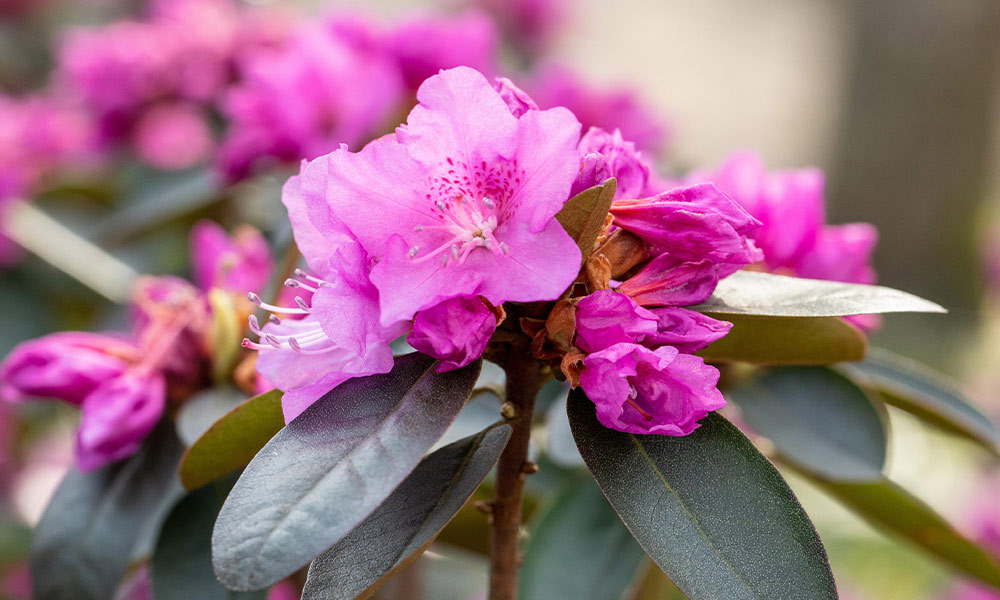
[243,67,757,436]
[0,221,270,470]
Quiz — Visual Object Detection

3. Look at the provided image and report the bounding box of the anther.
[294,296,310,311]
[265,334,282,349]
[268,315,281,325]
[288,337,302,352]
[482,197,495,209]
[500,242,510,255]
[413,225,423,232]
[408,245,419,258]
[285,278,300,288]
[247,292,262,306]
[436,200,446,210]
[248,315,261,333]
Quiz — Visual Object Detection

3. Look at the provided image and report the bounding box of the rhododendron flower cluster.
[0,221,270,470]
[243,66,757,436]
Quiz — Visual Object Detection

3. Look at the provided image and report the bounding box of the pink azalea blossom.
[643,307,732,353]
[579,342,725,435]
[530,64,670,155]
[574,290,658,353]
[1,223,270,469]
[218,20,404,180]
[190,220,272,294]
[572,127,650,200]
[387,11,497,90]
[407,296,497,372]
[616,255,720,307]
[319,66,583,325]
[493,77,538,118]
[132,102,215,170]
[470,0,567,55]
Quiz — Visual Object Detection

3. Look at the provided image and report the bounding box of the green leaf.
[804,474,1000,590]
[152,476,266,600]
[212,353,482,591]
[693,271,946,317]
[302,423,511,600]
[175,386,250,446]
[555,178,617,262]
[840,347,1000,454]
[30,426,184,600]
[568,392,837,600]
[519,475,647,600]
[178,389,284,491]
[698,314,867,365]
[728,367,887,481]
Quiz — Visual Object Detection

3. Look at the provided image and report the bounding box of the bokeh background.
[2,0,999,598]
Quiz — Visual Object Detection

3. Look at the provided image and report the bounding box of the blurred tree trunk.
[828,0,1000,314]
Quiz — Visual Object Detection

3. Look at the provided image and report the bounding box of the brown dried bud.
[543,298,578,353]
[585,253,612,292]
[560,349,586,387]
[594,229,648,279]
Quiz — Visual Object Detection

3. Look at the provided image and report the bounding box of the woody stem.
[489,345,543,600]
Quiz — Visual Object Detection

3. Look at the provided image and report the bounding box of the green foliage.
[179,389,285,491]
[30,425,184,600]
[728,366,887,481]
[302,424,511,600]
[693,270,946,317]
[211,354,482,591]
[519,475,647,600]
[567,391,838,600]
[841,347,1000,454]
[698,315,867,364]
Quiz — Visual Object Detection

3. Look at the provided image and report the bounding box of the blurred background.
[1,0,999,598]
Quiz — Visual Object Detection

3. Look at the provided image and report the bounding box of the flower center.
[408,193,509,266]
[242,270,339,355]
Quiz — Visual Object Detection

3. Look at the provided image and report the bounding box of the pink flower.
[132,102,214,170]
[470,0,567,55]
[610,184,762,277]
[493,77,538,118]
[218,20,404,180]
[530,64,670,155]
[190,220,272,294]
[387,11,497,90]
[407,296,497,372]
[0,333,134,405]
[644,307,732,353]
[317,66,583,326]
[616,255,720,307]
[245,171,404,422]
[76,373,167,471]
[574,290,658,353]
[572,127,650,200]
[579,343,725,435]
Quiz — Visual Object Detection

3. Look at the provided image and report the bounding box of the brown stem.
[489,346,543,600]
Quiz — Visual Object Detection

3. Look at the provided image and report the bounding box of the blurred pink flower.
[387,11,498,90]
[132,102,215,170]
[218,19,403,180]
[190,220,272,294]
[470,0,567,55]
[530,64,671,155]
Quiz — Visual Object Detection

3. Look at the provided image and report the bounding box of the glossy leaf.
[212,353,482,591]
[693,271,946,317]
[568,391,837,600]
[519,475,646,600]
[302,423,511,600]
[178,389,284,491]
[555,178,617,262]
[698,314,867,365]
[728,367,887,481]
[840,347,1000,454]
[30,426,184,600]
[152,477,266,600]
[806,474,1000,590]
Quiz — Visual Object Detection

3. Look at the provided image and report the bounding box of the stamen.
[413,225,423,232]
[436,200,446,210]
[500,242,510,255]
[247,292,308,315]
[264,334,282,349]
[408,245,420,259]
[294,296,310,311]
[268,314,281,325]
[482,197,495,209]
[248,315,262,334]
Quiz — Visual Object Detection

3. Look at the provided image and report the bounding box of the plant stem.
[489,347,543,600]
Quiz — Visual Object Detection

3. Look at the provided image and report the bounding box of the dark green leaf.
[30,426,184,600]
[212,353,482,591]
[698,314,867,365]
[178,389,284,491]
[693,271,945,317]
[302,423,511,600]
[175,386,250,447]
[728,367,887,481]
[519,475,646,600]
[804,474,1000,590]
[555,178,617,262]
[568,392,836,600]
[840,347,1000,454]
[152,476,266,600]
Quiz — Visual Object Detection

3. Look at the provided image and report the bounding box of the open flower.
[579,342,725,435]
[312,66,583,325]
